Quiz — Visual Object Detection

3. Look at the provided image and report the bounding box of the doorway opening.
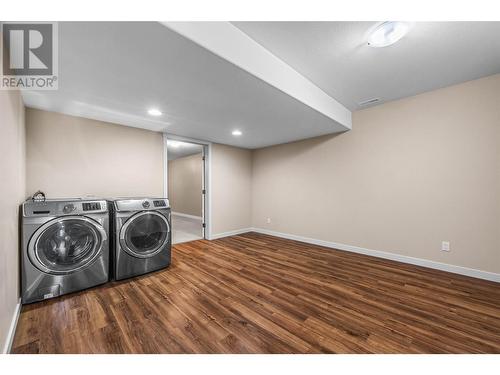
[165,135,209,244]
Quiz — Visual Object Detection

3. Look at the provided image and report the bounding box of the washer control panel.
[63,203,76,213]
[82,202,101,211]
[153,200,167,207]
[23,199,108,217]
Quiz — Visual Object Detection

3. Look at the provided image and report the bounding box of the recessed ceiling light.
[147,108,162,116]
[232,130,242,136]
[368,22,411,48]
[168,140,185,148]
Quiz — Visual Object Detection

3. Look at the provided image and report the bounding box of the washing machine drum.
[120,211,170,258]
[28,216,106,275]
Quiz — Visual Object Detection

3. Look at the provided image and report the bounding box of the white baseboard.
[210,228,253,240]
[2,298,21,354]
[204,226,500,283]
[251,228,500,283]
[172,211,202,221]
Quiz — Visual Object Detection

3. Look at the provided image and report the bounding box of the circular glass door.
[28,216,106,275]
[120,211,170,258]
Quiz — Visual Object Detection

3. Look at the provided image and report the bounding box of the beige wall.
[25,108,254,237]
[26,108,164,199]
[252,74,500,274]
[211,144,253,235]
[168,153,203,217]
[24,109,255,238]
[0,90,25,352]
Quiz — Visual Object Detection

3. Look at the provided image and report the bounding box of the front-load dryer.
[21,199,110,304]
[110,198,171,281]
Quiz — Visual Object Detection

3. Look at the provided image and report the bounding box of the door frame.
[163,133,212,240]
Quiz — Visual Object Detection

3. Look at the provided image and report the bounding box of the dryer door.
[28,216,107,275]
[120,211,170,258]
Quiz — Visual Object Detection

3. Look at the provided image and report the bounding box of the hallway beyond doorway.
[171,213,203,244]
[166,137,206,242]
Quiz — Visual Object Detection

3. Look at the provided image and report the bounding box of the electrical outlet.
[266,218,271,224]
[441,241,450,252]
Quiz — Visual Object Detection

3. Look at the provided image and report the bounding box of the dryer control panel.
[113,198,170,212]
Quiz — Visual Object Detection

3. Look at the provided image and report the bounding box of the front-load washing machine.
[21,199,110,304]
[110,198,171,281]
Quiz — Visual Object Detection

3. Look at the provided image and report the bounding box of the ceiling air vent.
[358,98,380,106]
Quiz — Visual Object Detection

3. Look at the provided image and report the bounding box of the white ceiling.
[167,141,203,160]
[163,22,351,128]
[22,22,348,149]
[233,22,500,110]
[22,22,500,149]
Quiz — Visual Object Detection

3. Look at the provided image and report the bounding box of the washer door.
[28,216,107,275]
[120,211,170,258]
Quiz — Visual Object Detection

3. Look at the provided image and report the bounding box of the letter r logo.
[2,23,53,75]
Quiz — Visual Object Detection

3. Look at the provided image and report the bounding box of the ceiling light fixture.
[367,21,411,48]
[232,130,242,136]
[147,108,162,116]
[168,141,184,148]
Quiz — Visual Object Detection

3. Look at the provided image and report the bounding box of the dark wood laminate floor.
[12,232,500,354]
